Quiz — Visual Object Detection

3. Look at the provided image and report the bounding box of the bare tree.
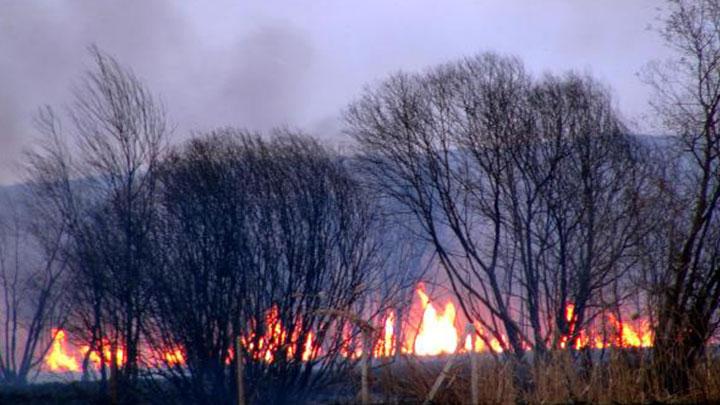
[0,191,68,385]
[25,45,169,398]
[146,129,385,404]
[526,75,649,352]
[345,53,644,391]
[643,0,720,394]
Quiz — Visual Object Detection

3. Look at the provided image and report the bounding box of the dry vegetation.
[366,350,720,404]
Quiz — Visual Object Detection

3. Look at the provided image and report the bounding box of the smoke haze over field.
[0,0,670,184]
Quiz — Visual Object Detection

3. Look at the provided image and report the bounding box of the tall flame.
[411,287,458,355]
[45,329,79,372]
[373,311,395,357]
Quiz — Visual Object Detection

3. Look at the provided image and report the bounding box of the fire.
[560,303,654,350]
[489,337,504,353]
[301,332,315,361]
[243,306,285,363]
[411,287,458,355]
[79,344,125,368]
[45,329,177,372]
[373,311,395,357]
[242,306,318,363]
[163,348,186,365]
[464,327,505,353]
[608,314,653,348]
[45,329,79,372]
[43,286,658,375]
[403,286,508,356]
[560,303,582,349]
[399,289,653,356]
[464,334,483,352]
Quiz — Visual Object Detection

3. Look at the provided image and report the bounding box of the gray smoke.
[0,1,317,184]
[0,0,668,184]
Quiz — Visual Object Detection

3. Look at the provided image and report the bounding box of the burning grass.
[37,283,714,403]
[42,284,656,375]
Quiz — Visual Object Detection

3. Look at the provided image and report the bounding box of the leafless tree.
[0,191,68,385]
[345,53,645,390]
[24,45,169,398]
[526,75,650,352]
[643,0,720,394]
[146,129,386,404]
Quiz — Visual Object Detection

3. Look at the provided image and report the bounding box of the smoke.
[0,1,316,184]
[0,0,668,185]
[218,24,315,131]
[0,1,188,183]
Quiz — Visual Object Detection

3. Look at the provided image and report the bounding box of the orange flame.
[45,329,79,372]
[608,313,653,348]
[242,305,320,363]
[410,287,458,355]
[560,303,654,350]
[373,311,395,357]
[163,348,186,366]
[79,344,125,369]
[44,287,658,373]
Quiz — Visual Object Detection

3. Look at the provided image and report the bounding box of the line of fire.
[45,283,653,374]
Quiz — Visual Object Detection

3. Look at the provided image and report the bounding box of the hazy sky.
[0,0,671,184]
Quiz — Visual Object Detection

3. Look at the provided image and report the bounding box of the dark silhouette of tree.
[643,0,720,394]
[25,45,169,400]
[146,129,384,404]
[0,192,68,385]
[345,53,646,392]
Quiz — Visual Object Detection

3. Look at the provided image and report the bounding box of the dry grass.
[369,349,720,404]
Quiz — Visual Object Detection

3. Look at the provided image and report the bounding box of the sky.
[0,0,672,184]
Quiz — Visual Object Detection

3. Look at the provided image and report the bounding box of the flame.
[373,311,395,357]
[288,328,315,362]
[411,287,458,356]
[489,337,505,353]
[559,303,654,350]
[46,329,177,372]
[43,287,658,374]
[79,341,125,369]
[608,314,653,348]
[405,285,508,355]
[560,303,581,349]
[45,329,79,372]
[301,332,315,362]
[464,329,505,353]
[241,305,321,363]
[163,348,186,365]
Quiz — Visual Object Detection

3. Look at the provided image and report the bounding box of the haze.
[0,0,670,184]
